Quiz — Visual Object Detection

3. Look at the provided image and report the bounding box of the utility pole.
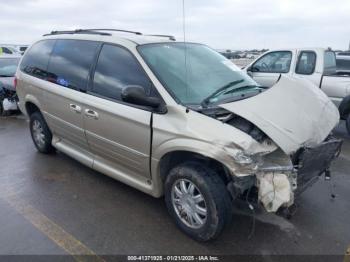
[348,40,350,51]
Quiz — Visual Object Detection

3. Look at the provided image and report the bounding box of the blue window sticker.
[57,77,69,87]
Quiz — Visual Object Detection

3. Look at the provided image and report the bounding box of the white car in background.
[244,48,350,134]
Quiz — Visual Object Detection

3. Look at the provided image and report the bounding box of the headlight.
[232,150,253,165]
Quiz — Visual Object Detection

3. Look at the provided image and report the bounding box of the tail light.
[14,77,17,89]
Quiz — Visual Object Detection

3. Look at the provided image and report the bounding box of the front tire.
[29,112,55,154]
[164,162,232,241]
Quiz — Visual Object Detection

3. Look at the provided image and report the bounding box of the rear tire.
[346,115,350,136]
[164,162,232,241]
[29,112,55,154]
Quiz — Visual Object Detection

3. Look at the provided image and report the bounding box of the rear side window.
[47,40,99,92]
[252,51,292,73]
[337,58,350,71]
[20,40,55,79]
[91,44,152,101]
[295,51,316,75]
[324,51,337,75]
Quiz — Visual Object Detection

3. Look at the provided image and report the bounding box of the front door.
[84,44,154,179]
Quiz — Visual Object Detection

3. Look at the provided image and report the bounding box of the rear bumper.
[294,137,342,194]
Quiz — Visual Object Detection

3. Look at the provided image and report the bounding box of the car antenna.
[183,0,189,112]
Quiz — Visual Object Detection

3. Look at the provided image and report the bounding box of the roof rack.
[86,29,176,40]
[43,29,111,36]
[145,34,176,41]
[84,28,143,35]
[43,28,176,41]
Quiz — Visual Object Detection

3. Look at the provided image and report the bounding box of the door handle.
[69,104,81,113]
[85,109,99,119]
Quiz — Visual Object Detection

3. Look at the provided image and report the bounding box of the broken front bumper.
[252,137,342,212]
[294,138,342,194]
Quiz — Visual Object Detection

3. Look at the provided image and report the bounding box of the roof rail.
[84,28,143,35]
[87,29,176,40]
[43,29,111,36]
[43,29,176,41]
[145,34,176,41]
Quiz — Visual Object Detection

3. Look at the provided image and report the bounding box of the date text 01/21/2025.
[127,255,219,261]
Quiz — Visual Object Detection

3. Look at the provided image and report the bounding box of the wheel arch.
[24,96,42,116]
[157,150,233,189]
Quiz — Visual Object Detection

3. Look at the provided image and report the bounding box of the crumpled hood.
[0,77,15,91]
[220,76,339,155]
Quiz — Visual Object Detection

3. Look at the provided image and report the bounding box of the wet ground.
[0,115,349,260]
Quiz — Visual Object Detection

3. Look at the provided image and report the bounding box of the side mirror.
[247,66,259,72]
[121,85,161,109]
[246,66,253,77]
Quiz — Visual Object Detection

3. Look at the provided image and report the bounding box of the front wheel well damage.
[159,151,232,186]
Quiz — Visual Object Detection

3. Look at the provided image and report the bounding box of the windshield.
[0,58,20,77]
[138,43,258,106]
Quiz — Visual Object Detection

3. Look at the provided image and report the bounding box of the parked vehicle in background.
[0,55,21,115]
[337,51,350,56]
[336,55,350,75]
[12,45,29,55]
[0,45,28,55]
[244,48,350,134]
[16,30,341,241]
[0,46,20,55]
[18,46,28,54]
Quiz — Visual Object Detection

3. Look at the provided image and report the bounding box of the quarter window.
[20,40,56,79]
[91,44,152,101]
[47,40,99,92]
[252,51,292,73]
[295,51,316,75]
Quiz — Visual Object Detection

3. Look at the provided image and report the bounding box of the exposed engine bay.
[200,107,268,143]
[199,106,342,213]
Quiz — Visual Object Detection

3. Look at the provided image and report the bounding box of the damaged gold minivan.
[16,29,342,241]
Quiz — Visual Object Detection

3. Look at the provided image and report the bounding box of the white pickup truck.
[244,48,350,134]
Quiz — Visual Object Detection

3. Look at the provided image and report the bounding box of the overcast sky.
[1,0,350,50]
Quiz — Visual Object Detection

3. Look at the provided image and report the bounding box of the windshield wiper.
[221,84,265,96]
[201,84,266,108]
[0,75,14,77]
[201,79,244,108]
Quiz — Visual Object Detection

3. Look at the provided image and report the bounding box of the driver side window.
[252,51,292,73]
[91,44,153,101]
